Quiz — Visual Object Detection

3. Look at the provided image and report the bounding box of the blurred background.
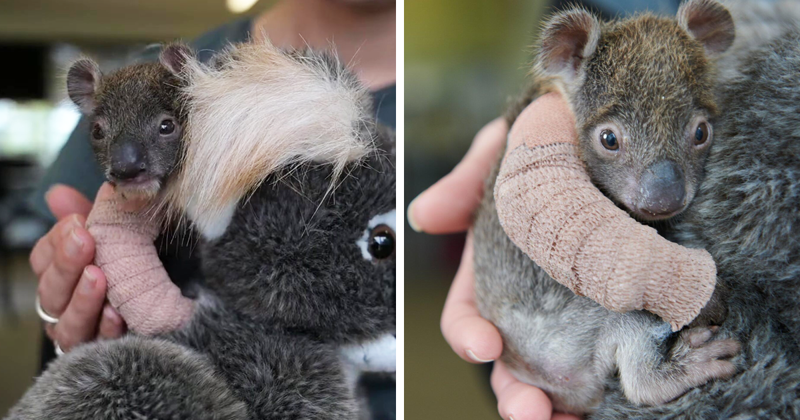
[0,0,275,415]
[404,0,681,418]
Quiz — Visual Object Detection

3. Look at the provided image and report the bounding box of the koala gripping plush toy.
[7,40,395,420]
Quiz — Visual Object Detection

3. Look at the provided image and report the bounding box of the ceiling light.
[226,0,259,14]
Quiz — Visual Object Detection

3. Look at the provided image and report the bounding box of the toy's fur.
[164,40,375,239]
[476,0,740,413]
[7,43,394,419]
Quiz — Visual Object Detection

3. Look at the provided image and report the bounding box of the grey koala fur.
[7,49,395,420]
[476,3,800,417]
[475,0,741,414]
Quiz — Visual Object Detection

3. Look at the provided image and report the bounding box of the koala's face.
[87,64,184,197]
[200,149,396,343]
[573,16,717,222]
[66,44,191,199]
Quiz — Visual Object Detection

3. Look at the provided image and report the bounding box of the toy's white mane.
[164,40,374,238]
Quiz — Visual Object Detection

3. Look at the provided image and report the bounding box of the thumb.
[45,184,93,220]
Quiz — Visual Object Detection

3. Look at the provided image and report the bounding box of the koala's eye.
[159,119,176,135]
[91,123,104,140]
[694,122,710,145]
[600,129,619,151]
[368,224,395,260]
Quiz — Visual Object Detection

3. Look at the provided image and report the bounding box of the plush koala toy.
[6,41,395,420]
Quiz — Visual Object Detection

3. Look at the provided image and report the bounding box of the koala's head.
[536,0,734,221]
[67,43,193,198]
[200,131,396,343]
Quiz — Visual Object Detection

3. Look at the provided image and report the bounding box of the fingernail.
[508,416,516,420]
[104,306,121,325]
[65,229,85,257]
[466,349,494,363]
[81,268,97,293]
[407,196,423,233]
[44,186,56,201]
[71,214,84,228]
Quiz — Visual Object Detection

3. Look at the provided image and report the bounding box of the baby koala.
[66,43,192,199]
[64,43,197,335]
[475,0,739,414]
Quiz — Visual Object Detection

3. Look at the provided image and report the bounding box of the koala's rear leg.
[611,313,740,406]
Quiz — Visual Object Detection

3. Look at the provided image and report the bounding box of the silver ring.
[35,295,59,324]
[54,341,64,357]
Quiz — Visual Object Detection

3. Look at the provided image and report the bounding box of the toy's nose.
[110,143,146,180]
[639,160,685,216]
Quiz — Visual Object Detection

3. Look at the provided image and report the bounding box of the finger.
[97,304,127,340]
[44,323,57,343]
[408,118,507,234]
[440,232,503,363]
[29,215,82,277]
[38,222,95,316]
[492,361,555,420]
[45,184,93,220]
[54,266,106,351]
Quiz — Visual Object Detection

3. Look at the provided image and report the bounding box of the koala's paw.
[673,326,740,380]
[627,326,740,406]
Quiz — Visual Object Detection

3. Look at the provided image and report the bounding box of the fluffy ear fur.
[678,0,735,56]
[165,40,374,239]
[538,8,601,80]
[160,43,193,75]
[66,58,101,114]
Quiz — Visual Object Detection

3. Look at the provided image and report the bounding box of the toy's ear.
[538,8,601,80]
[66,58,101,114]
[159,43,194,75]
[678,0,735,57]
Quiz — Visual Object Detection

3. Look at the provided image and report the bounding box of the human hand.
[408,117,581,420]
[29,184,126,353]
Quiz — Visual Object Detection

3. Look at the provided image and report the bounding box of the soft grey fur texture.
[476,24,800,420]
[5,50,395,420]
[716,0,800,84]
[7,336,248,420]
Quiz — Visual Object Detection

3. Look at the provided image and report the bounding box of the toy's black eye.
[600,129,619,151]
[694,122,710,145]
[368,224,395,260]
[91,123,104,140]
[159,119,175,135]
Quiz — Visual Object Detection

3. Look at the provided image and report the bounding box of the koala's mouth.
[629,205,687,222]
[111,175,162,197]
[624,189,694,222]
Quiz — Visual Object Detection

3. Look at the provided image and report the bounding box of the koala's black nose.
[110,143,146,180]
[639,160,686,216]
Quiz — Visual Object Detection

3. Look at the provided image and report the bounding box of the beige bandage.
[86,183,194,335]
[495,93,716,331]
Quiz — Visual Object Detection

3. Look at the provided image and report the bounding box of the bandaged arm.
[86,183,194,335]
[494,93,716,331]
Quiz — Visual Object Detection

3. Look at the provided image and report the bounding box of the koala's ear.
[538,8,601,80]
[66,59,101,114]
[678,0,735,56]
[159,43,194,75]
